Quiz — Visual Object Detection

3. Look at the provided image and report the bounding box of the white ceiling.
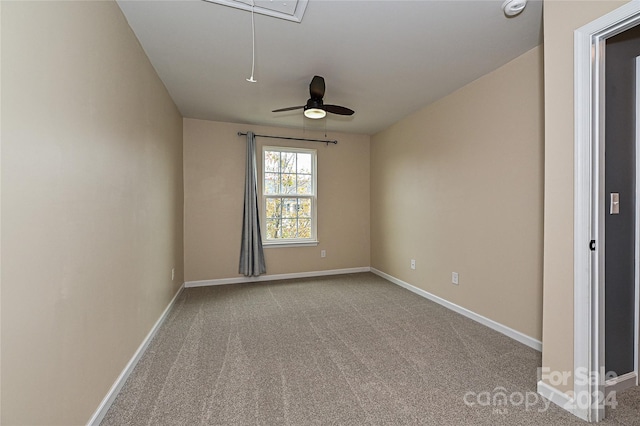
[116,0,543,135]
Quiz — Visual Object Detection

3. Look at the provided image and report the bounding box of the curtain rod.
[237,132,337,145]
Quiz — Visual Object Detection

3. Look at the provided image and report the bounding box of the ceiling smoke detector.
[502,0,527,17]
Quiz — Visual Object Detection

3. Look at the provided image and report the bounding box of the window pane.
[265,173,279,195]
[297,153,312,174]
[298,219,311,238]
[298,198,311,218]
[281,152,296,173]
[282,198,298,219]
[265,198,282,219]
[297,174,311,194]
[266,219,281,239]
[280,174,296,194]
[265,151,280,172]
[281,219,297,239]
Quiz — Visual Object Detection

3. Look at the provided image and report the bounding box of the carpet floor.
[101,272,640,425]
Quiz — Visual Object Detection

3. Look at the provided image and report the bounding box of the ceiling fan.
[272,76,355,119]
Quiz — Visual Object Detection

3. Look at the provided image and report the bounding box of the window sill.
[263,240,319,248]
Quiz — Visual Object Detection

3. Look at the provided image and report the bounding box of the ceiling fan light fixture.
[273,76,354,119]
[304,107,326,119]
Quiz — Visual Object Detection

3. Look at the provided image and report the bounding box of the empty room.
[2,0,640,425]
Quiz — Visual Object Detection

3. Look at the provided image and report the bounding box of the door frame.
[636,55,640,387]
[574,1,640,422]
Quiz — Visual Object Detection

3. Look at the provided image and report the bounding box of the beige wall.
[371,46,544,340]
[541,0,628,394]
[184,119,370,282]
[1,1,184,424]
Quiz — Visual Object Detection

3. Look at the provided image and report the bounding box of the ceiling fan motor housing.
[304,98,327,119]
[305,98,324,110]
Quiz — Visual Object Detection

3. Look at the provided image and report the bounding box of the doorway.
[574,1,640,422]
[603,24,640,396]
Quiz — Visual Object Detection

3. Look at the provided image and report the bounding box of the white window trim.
[261,146,317,246]
[263,240,319,248]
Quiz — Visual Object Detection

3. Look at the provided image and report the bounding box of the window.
[263,147,317,245]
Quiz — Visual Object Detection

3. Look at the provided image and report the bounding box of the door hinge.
[589,240,596,251]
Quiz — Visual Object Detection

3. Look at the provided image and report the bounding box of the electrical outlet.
[321,250,326,258]
[410,259,416,270]
[172,268,175,281]
[452,272,459,285]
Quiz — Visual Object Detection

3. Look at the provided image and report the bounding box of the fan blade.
[272,106,304,112]
[324,104,354,116]
[309,76,325,99]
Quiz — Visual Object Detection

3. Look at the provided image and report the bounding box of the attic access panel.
[202,0,308,22]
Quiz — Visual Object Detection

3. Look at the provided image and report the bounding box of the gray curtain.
[239,131,266,276]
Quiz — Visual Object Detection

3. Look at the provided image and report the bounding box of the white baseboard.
[536,373,638,423]
[370,268,542,352]
[536,380,586,421]
[184,267,371,288]
[87,283,185,426]
[606,371,638,394]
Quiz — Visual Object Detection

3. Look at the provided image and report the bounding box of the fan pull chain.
[246,0,257,83]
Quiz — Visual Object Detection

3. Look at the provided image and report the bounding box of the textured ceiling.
[117,0,543,135]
